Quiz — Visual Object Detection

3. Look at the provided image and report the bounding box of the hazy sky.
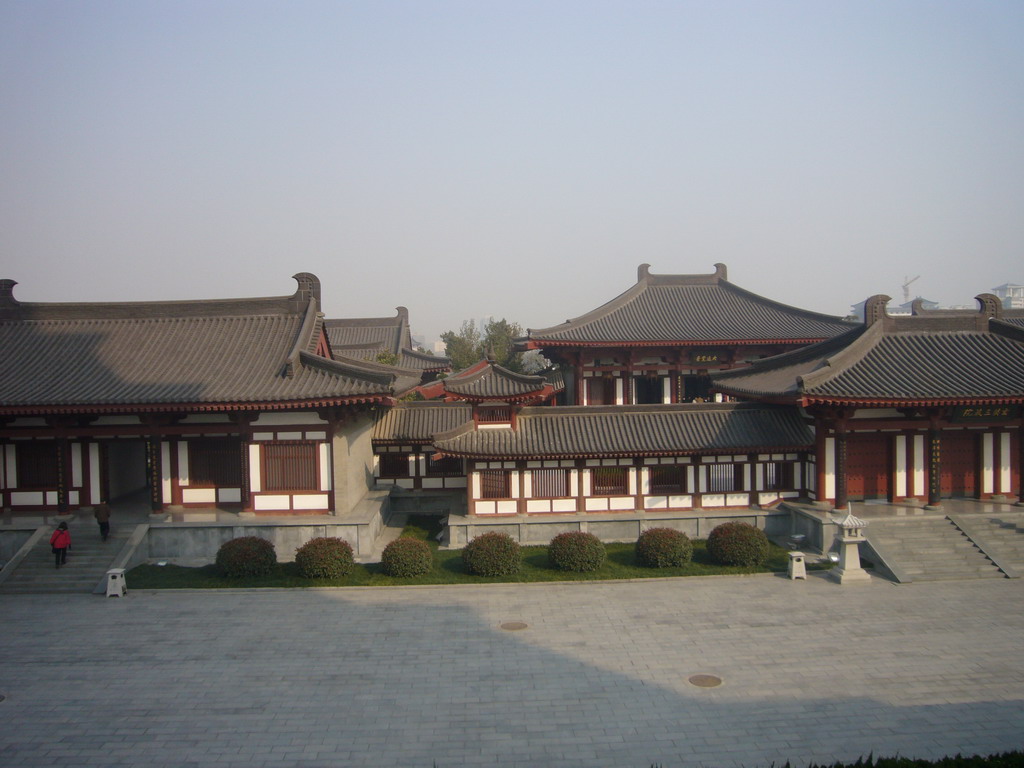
[2,1,1022,343]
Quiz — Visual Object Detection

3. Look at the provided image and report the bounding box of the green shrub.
[636,527,693,568]
[294,537,354,579]
[381,537,433,577]
[216,536,277,578]
[547,531,606,572]
[462,531,521,577]
[706,521,769,567]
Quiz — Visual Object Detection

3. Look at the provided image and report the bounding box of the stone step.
[0,523,131,594]
[870,517,1005,581]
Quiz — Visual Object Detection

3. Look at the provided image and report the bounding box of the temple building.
[0,274,419,517]
[325,307,450,382]
[712,294,1024,509]
[2,268,1021,569]
[518,263,855,405]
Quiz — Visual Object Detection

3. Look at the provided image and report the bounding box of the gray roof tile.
[433,403,812,459]
[524,264,855,345]
[0,275,402,413]
[373,402,473,443]
[714,296,1024,405]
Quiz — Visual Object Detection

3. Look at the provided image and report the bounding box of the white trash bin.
[105,568,127,598]
[787,552,807,580]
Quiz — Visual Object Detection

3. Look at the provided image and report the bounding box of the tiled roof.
[433,403,812,459]
[415,359,562,403]
[1000,308,1024,330]
[523,264,855,346]
[398,347,450,371]
[373,402,473,444]
[324,309,451,371]
[442,361,548,401]
[713,294,1024,406]
[324,308,411,355]
[0,274,404,413]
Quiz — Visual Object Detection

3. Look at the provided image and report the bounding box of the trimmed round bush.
[381,537,433,577]
[294,536,354,579]
[636,527,693,568]
[706,522,770,567]
[547,531,606,572]
[462,531,521,577]
[216,536,277,578]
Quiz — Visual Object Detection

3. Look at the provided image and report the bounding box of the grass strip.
[127,515,828,589]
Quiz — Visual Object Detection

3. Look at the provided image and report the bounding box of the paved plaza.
[1,573,1023,768]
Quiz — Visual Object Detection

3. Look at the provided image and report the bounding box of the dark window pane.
[592,466,628,496]
[532,468,569,498]
[189,438,242,487]
[379,452,411,477]
[17,441,59,488]
[264,442,318,491]
[650,465,685,494]
[479,470,511,499]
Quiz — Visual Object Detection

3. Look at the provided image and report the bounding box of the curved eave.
[434,442,812,461]
[0,394,395,416]
[798,394,1024,409]
[521,337,833,349]
[452,392,548,404]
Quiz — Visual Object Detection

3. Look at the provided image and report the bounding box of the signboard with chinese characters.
[690,350,726,365]
[950,405,1020,422]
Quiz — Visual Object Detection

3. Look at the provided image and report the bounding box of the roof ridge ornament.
[637,263,651,283]
[863,294,891,327]
[975,293,1002,320]
[0,279,18,308]
[713,263,728,281]
[291,272,321,310]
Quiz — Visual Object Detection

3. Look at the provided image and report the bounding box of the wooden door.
[846,434,891,500]
[940,432,977,497]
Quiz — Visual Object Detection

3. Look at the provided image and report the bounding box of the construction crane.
[902,275,920,304]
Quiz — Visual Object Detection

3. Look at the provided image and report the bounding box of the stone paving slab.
[1,573,1023,767]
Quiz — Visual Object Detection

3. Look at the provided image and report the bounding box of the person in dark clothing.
[94,505,111,541]
[50,521,71,569]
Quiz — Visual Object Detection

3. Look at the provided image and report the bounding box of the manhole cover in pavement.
[688,674,722,688]
[500,621,529,631]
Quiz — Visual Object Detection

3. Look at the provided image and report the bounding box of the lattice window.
[532,468,570,498]
[188,438,242,486]
[426,455,463,477]
[707,463,742,493]
[263,442,318,491]
[764,462,795,491]
[478,406,512,423]
[479,470,511,499]
[650,465,686,494]
[378,452,412,478]
[592,466,628,496]
[16,441,59,488]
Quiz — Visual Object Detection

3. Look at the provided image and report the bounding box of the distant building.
[992,283,1024,309]
[850,296,939,320]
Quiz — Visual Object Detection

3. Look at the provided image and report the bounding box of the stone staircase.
[959,514,1024,571]
[0,520,131,594]
[866,516,1005,582]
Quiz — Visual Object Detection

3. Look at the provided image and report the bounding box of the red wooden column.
[145,436,163,513]
[833,425,848,511]
[670,350,684,404]
[55,436,71,515]
[574,350,585,406]
[813,412,829,504]
[233,413,256,514]
[1017,419,1024,506]
[926,411,943,509]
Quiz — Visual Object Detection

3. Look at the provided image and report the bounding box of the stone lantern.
[830,510,871,584]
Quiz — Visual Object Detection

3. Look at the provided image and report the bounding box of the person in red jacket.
[50,522,71,569]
